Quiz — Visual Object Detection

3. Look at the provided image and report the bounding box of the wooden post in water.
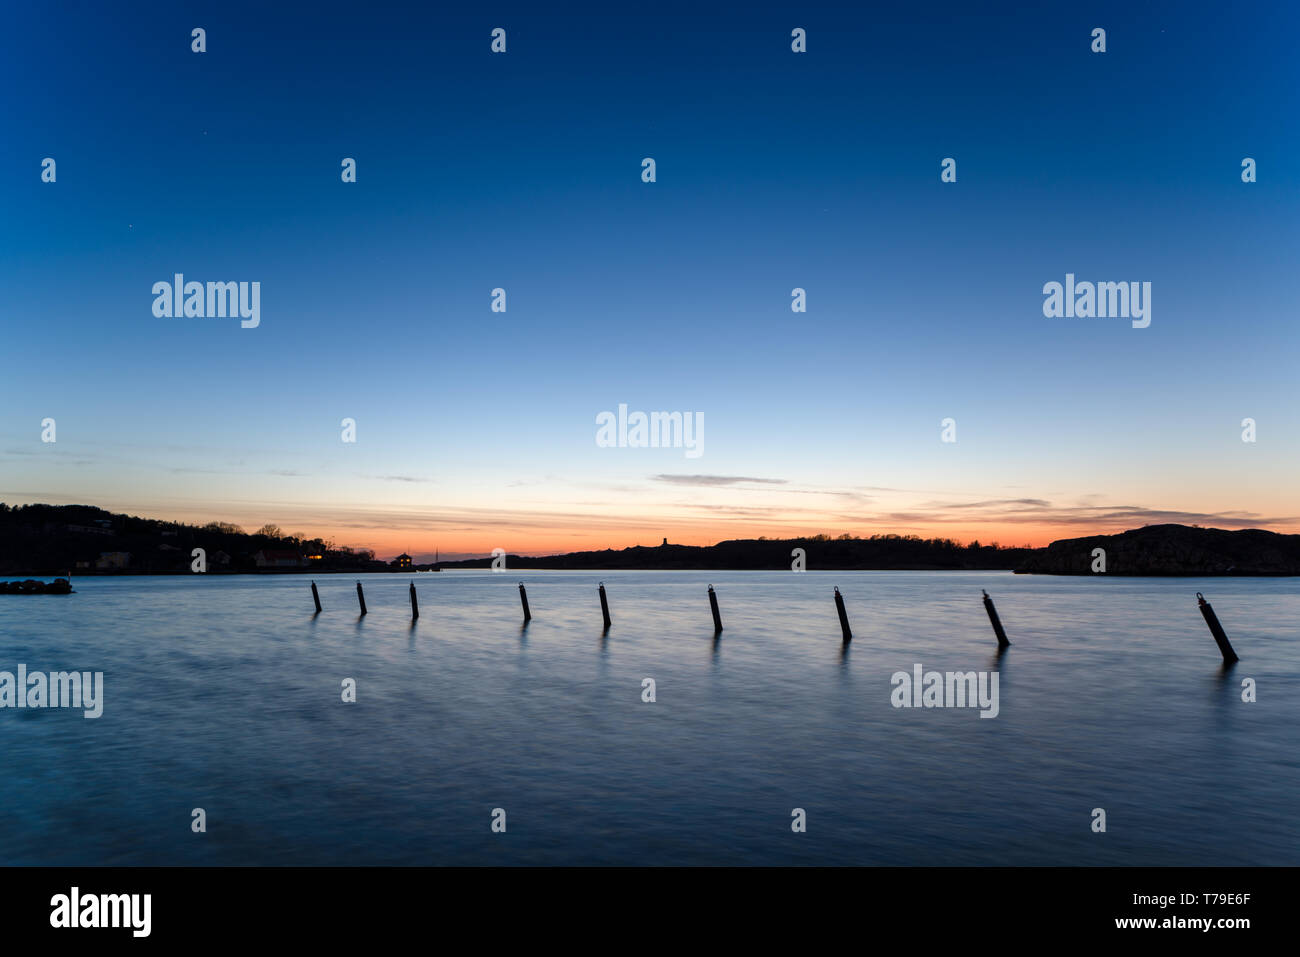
[708,584,723,633]
[598,582,611,629]
[1197,592,1239,663]
[519,582,532,622]
[409,582,419,621]
[311,581,322,614]
[834,586,852,642]
[982,590,1009,648]
[356,581,368,616]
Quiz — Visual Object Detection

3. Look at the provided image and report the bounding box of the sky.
[2,1,1297,560]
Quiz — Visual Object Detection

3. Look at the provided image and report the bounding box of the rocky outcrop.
[0,578,75,594]
[1015,525,1300,576]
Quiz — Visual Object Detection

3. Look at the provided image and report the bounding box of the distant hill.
[1013,524,1300,576]
[442,535,1033,570]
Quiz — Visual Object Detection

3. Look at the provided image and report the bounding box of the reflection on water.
[0,570,1295,865]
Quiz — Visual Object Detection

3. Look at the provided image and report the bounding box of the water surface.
[0,570,1295,865]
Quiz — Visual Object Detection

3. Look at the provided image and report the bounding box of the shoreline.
[5,567,1298,578]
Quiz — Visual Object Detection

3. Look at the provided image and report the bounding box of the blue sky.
[2,1,1297,557]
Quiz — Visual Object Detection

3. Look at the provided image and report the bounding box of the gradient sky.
[2,1,1297,559]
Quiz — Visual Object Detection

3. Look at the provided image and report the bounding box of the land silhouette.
[445,525,1300,575]
[444,535,1032,571]
[1014,524,1300,576]
[4,504,1295,577]
[0,504,387,576]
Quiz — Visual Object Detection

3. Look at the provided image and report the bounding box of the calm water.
[0,570,1296,865]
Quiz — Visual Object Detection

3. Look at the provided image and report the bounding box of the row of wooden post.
[312,580,1241,663]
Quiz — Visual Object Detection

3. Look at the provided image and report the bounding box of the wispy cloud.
[652,474,788,487]
[876,502,1298,530]
[916,498,1052,510]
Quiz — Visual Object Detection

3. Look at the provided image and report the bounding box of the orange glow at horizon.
[337,523,1059,561]
[163,513,1295,563]
[17,485,1297,564]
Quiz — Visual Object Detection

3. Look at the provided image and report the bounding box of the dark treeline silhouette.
[6,504,1296,576]
[444,534,1035,571]
[0,504,384,575]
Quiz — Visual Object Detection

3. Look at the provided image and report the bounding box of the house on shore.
[253,549,303,569]
[67,522,117,537]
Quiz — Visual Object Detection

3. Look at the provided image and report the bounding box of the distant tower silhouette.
[662,537,668,546]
